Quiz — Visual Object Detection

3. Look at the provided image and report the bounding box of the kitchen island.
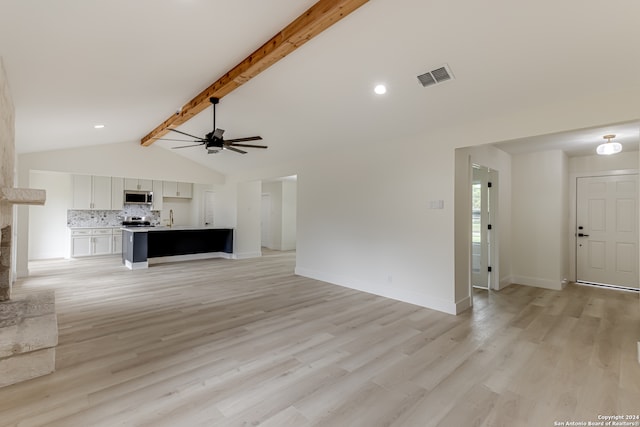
[122,226,233,269]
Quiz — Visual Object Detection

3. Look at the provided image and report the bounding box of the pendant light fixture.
[596,134,622,155]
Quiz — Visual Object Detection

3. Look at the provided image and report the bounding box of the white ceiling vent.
[417,64,454,87]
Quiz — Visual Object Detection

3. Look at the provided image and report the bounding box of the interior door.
[576,174,639,289]
[471,165,491,289]
[204,191,215,227]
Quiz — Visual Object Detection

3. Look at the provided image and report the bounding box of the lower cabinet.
[70,231,92,257]
[113,233,123,255]
[70,228,121,257]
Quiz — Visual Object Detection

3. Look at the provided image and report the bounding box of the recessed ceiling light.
[374,84,387,95]
[94,124,105,129]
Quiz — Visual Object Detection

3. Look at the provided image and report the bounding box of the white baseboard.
[497,276,514,291]
[125,260,148,270]
[295,267,457,315]
[233,251,262,260]
[511,275,563,291]
[455,296,472,314]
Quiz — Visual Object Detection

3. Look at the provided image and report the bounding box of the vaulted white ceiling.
[1,0,639,175]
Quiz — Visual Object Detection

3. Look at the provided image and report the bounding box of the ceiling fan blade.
[168,128,204,140]
[224,136,263,143]
[172,142,206,149]
[230,143,268,149]
[225,146,247,154]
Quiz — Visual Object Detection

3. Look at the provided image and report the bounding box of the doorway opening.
[261,193,272,248]
[471,164,498,291]
[260,175,297,253]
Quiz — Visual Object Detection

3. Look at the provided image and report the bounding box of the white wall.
[262,181,282,250]
[18,141,225,185]
[161,198,192,227]
[569,151,639,173]
[28,171,72,260]
[294,136,457,314]
[281,179,297,251]
[235,181,262,259]
[511,150,569,290]
[211,185,238,228]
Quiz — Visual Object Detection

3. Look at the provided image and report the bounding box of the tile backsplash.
[67,205,161,228]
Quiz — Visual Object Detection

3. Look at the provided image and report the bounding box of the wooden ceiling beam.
[141,0,370,146]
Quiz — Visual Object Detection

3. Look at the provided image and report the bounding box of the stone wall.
[0,58,15,301]
[0,57,57,387]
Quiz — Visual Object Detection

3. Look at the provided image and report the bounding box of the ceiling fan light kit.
[596,134,622,155]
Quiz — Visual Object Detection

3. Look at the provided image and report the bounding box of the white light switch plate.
[428,200,444,209]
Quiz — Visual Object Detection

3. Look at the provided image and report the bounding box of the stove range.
[122,221,152,227]
[122,216,153,227]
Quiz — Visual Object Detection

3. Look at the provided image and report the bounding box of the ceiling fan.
[155,97,267,154]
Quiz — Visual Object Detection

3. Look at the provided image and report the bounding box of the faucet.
[169,209,174,227]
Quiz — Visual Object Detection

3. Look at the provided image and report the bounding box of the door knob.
[577,233,590,237]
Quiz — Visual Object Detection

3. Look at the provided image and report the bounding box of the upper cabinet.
[72,175,112,210]
[163,181,192,198]
[72,175,92,209]
[71,175,194,210]
[111,177,124,210]
[92,176,112,209]
[152,180,163,211]
[124,178,153,192]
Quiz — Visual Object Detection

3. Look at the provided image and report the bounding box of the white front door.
[576,174,639,289]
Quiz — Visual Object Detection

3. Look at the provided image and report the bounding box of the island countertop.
[121,227,234,269]
[121,225,234,233]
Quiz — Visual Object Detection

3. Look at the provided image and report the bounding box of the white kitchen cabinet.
[162,181,177,197]
[70,228,116,257]
[152,180,163,211]
[72,175,92,209]
[163,181,192,198]
[125,178,153,191]
[92,228,113,255]
[72,175,111,210]
[92,176,112,210]
[111,177,124,210]
[177,182,192,198]
[70,229,92,257]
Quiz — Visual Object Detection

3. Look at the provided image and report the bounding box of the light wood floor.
[2,252,639,426]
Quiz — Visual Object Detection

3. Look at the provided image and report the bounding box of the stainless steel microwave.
[124,190,153,205]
